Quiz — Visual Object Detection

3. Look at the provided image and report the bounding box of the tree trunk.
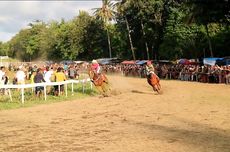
[125,16,136,60]
[106,29,112,58]
[141,20,150,60]
[205,24,213,57]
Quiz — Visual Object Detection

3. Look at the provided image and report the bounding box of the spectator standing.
[44,67,54,94]
[0,66,5,85]
[16,66,26,85]
[30,70,36,92]
[34,68,45,97]
[54,67,66,96]
[68,65,76,79]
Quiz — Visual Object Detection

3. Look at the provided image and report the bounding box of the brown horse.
[147,73,161,93]
[88,67,110,96]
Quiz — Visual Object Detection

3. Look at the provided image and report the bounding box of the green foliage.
[1,0,230,61]
[0,42,9,55]
[159,6,204,59]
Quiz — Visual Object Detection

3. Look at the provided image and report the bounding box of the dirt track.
[0,75,230,152]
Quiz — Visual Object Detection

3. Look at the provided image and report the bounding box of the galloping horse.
[147,73,161,93]
[88,66,110,96]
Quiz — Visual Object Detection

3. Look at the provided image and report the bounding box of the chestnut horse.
[88,67,110,96]
[147,73,161,93]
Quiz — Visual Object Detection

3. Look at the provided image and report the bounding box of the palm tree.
[116,0,136,60]
[94,0,115,58]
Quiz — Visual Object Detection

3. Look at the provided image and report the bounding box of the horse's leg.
[102,74,109,84]
[154,82,162,94]
[152,86,156,92]
[156,76,161,89]
[151,85,158,93]
[157,82,161,90]
[96,86,105,96]
[101,82,110,97]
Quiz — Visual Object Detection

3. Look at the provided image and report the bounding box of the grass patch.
[0,83,98,110]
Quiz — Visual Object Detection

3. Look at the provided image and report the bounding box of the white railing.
[0,78,93,104]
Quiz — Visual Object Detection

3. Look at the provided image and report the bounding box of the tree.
[185,0,229,57]
[116,0,136,60]
[159,5,206,59]
[94,0,115,58]
[0,42,4,55]
[70,11,107,60]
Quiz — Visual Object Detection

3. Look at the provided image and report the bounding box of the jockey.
[91,60,101,74]
[145,61,155,76]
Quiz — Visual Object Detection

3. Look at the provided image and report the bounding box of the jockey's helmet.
[147,61,152,65]
[92,59,98,64]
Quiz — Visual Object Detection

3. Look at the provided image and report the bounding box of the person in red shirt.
[91,60,101,74]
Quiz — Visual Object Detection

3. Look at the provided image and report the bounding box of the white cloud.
[0,31,15,42]
[0,1,102,42]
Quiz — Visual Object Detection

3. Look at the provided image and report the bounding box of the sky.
[0,0,102,42]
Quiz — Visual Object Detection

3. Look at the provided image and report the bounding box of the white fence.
[0,78,93,103]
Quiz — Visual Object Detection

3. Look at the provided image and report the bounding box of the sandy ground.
[0,75,230,152]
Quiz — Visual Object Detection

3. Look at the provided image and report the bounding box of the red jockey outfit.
[91,60,101,74]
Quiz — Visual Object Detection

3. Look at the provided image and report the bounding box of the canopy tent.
[178,59,190,65]
[203,58,223,66]
[158,60,172,64]
[136,60,149,65]
[97,58,121,65]
[74,61,87,64]
[215,57,230,66]
[177,59,199,65]
[121,60,136,64]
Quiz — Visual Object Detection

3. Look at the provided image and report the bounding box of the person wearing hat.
[145,61,155,78]
[91,59,101,74]
[145,61,161,92]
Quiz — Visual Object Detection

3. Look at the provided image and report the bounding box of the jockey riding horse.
[145,61,161,93]
[88,60,109,96]
[90,60,108,85]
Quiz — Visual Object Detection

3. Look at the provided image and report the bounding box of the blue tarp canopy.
[216,57,230,65]
[203,58,223,66]
[136,60,148,65]
[97,58,121,65]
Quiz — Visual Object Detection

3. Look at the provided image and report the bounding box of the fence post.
[21,88,24,104]
[65,84,67,97]
[8,89,12,102]
[58,85,61,96]
[71,82,74,96]
[82,80,85,93]
[44,85,47,101]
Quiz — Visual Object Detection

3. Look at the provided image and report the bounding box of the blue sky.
[0,1,102,42]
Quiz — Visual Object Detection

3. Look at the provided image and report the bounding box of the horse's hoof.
[103,94,109,97]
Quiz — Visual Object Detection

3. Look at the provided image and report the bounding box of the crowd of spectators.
[0,62,87,96]
[101,63,230,84]
[1,61,230,96]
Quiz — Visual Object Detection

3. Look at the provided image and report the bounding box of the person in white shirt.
[44,67,53,94]
[16,66,26,84]
[0,66,6,85]
[44,67,53,83]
